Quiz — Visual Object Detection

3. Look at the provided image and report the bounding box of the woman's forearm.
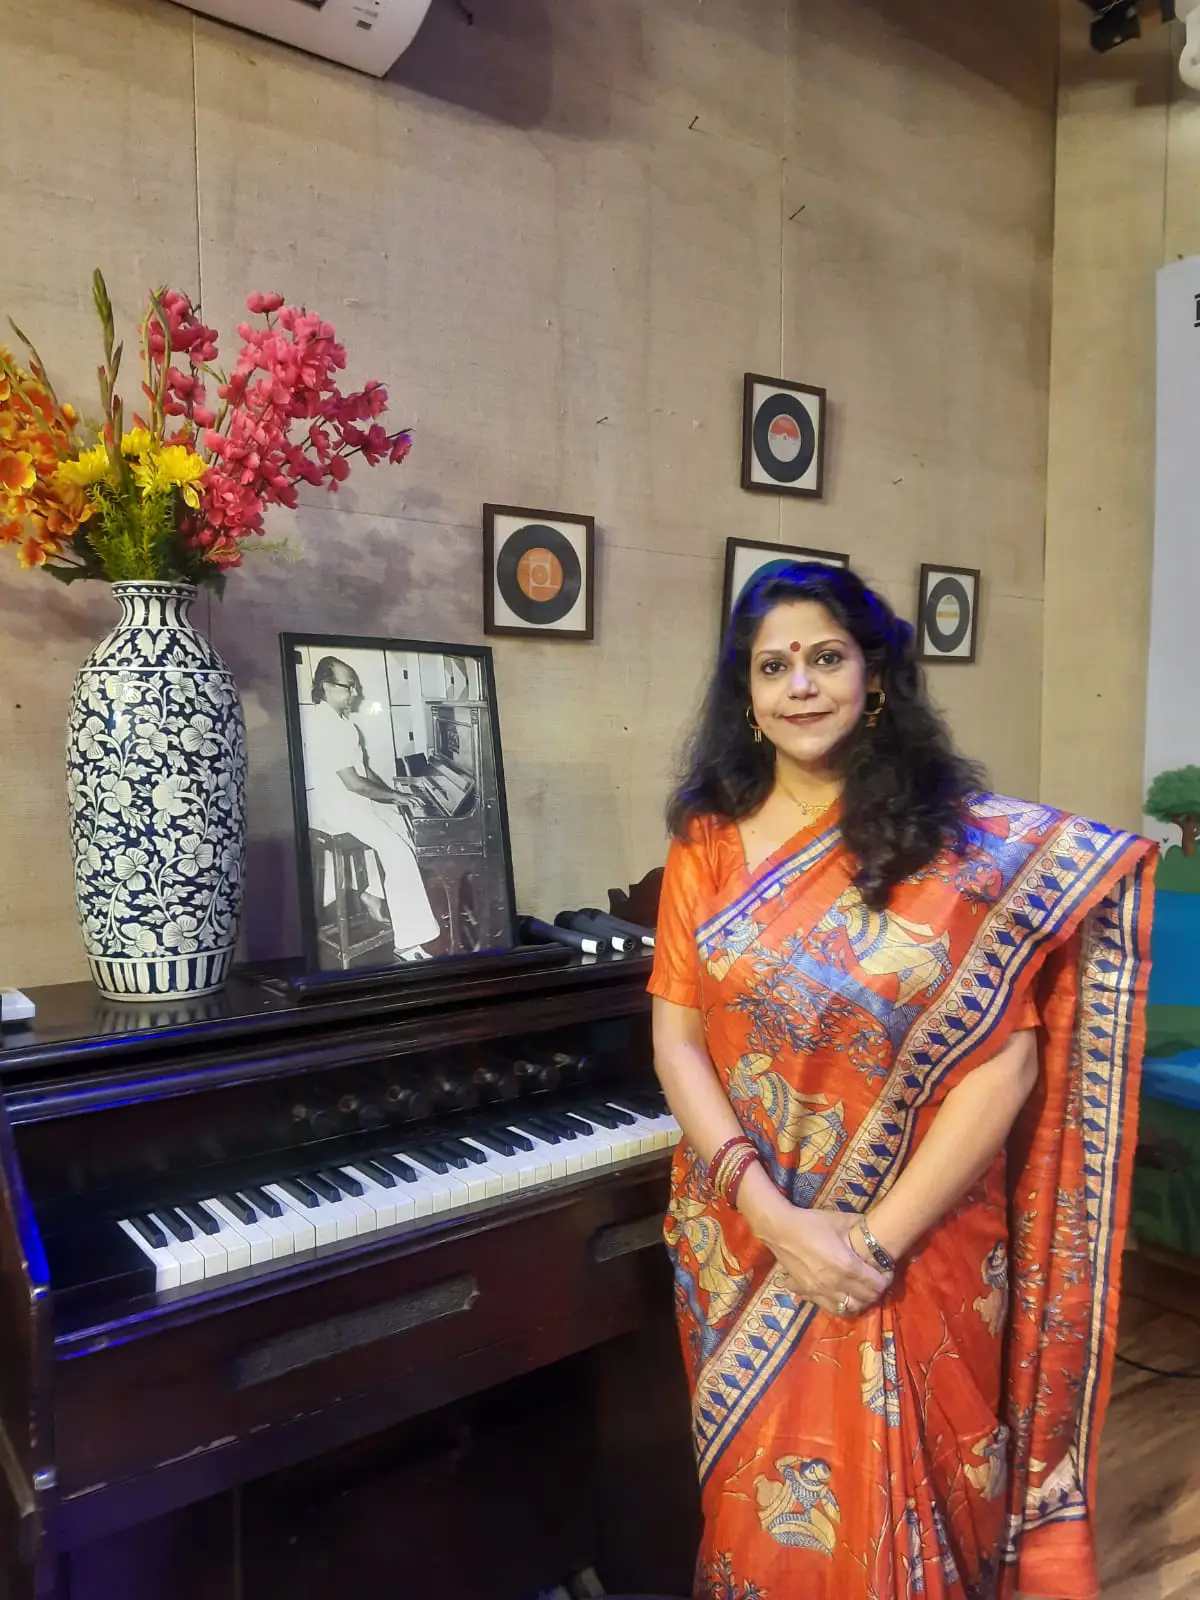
[654,1036,795,1239]
[865,1029,1038,1261]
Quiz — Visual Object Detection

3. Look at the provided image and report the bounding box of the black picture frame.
[280,633,519,976]
[741,373,828,499]
[720,537,849,635]
[915,565,980,664]
[483,502,596,641]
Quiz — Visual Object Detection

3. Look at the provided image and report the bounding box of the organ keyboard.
[0,949,697,1600]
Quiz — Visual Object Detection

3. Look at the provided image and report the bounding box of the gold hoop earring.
[864,690,887,729]
[746,705,763,744]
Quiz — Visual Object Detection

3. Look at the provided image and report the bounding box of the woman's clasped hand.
[745,1187,892,1318]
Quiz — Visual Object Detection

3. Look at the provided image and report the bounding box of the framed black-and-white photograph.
[741,373,827,498]
[483,503,595,641]
[916,565,980,664]
[280,634,518,974]
[721,537,849,633]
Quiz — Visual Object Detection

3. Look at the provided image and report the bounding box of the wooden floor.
[1095,1251,1200,1598]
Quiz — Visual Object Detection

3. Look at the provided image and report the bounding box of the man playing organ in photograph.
[283,636,519,973]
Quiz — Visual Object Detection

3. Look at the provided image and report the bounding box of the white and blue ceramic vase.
[66,581,247,1001]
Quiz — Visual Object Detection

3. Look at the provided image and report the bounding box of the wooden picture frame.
[915,564,980,664]
[720,537,849,635]
[280,633,519,975]
[741,373,828,499]
[483,503,595,641]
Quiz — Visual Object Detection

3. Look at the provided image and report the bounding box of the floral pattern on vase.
[66,581,246,1000]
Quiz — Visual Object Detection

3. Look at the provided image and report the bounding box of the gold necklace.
[776,781,837,821]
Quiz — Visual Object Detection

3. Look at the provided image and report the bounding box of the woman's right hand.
[743,1179,892,1316]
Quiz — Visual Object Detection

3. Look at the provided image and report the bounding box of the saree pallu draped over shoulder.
[649,795,1155,1600]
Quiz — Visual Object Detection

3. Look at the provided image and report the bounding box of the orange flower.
[17,534,49,569]
[0,452,35,494]
[0,519,23,546]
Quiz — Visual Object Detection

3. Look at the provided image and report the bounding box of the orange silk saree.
[649,795,1155,1600]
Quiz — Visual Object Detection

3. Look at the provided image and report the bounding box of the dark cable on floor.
[1115,1289,1200,1381]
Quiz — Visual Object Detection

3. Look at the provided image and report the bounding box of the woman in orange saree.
[650,564,1154,1600]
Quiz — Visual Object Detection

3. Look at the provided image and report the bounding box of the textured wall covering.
[0,0,1057,984]
[1042,2,1200,832]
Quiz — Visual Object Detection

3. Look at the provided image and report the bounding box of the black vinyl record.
[495,523,582,626]
[752,392,817,484]
[922,575,972,653]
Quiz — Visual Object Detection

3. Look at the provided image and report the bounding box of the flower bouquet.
[0,270,412,583]
[0,271,414,1001]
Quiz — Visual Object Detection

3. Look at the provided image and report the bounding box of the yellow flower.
[131,443,206,508]
[56,444,115,489]
[121,427,155,457]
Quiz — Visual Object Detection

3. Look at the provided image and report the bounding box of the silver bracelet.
[857,1217,895,1274]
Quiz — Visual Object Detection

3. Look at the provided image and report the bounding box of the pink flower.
[246,291,285,315]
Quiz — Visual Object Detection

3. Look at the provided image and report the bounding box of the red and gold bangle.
[708,1134,752,1185]
[723,1147,760,1209]
[707,1135,758,1206]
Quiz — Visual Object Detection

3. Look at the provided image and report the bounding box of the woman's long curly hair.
[667,562,984,908]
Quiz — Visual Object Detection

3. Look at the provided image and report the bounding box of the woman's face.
[747,600,871,774]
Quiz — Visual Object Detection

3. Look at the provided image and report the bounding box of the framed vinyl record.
[483,504,595,641]
[741,373,827,498]
[721,537,849,634]
[916,564,980,663]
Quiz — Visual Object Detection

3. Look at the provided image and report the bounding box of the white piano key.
[507,1123,570,1182]
[263,1184,325,1248]
[603,1104,661,1156]
[331,1187,380,1238]
[504,1129,555,1187]
[118,1217,182,1292]
[148,1215,205,1285]
[342,1166,404,1229]
[460,1137,522,1194]
[376,1158,437,1218]
[206,1199,272,1266]
[187,1227,230,1279]
[403,1153,472,1212]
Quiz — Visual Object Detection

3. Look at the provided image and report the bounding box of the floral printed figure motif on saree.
[649,563,1154,1600]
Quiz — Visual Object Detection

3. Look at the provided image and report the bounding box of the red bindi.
[789,641,802,653]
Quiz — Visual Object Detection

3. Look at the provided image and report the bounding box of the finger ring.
[837,1296,850,1316]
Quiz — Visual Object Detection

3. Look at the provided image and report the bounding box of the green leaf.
[43,563,95,585]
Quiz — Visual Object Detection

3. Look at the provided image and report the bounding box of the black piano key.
[408,1144,450,1174]
[305,1172,342,1203]
[329,1167,365,1197]
[504,1127,535,1152]
[538,1112,580,1140]
[447,1138,489,1165]
[621,1089,668,1114]
[512,1114,561,1145]
[155,1206,194,1243]
[244,1186,283,1219]
[580,1102,622,1130]
[376,1154,420,1184]
[180,1201,221,1236]
[430,1141,470,1170]
[599,1101,637,1126]
[564,1112,597,1134]
[472,1129,518,1158]
[277,1177,321,1209]
[353,1159,397,1189]
[219,1192,257,1225]
[128,1214,168,1251]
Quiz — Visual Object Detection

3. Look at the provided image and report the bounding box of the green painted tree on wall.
[1146,766,1200,856]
